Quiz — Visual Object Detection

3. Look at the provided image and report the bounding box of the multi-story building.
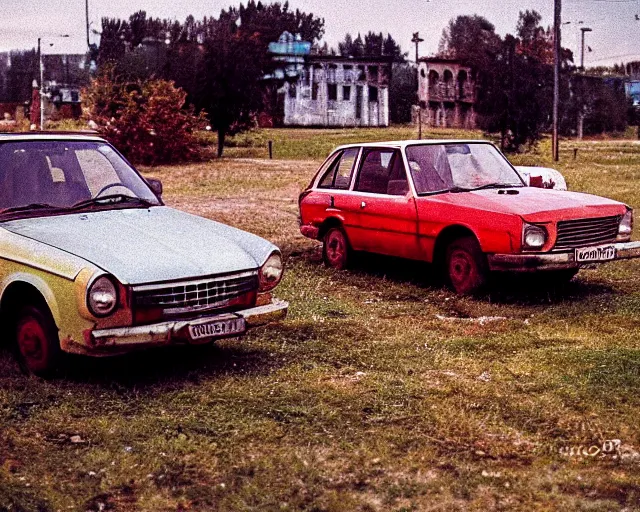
[266,32,391,127]
[416,57,476,129]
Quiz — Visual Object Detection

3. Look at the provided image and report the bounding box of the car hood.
[2,206,276,285]
[425,187,626,221]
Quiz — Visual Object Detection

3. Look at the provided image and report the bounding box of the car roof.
[0,132,106,143]
[333,139,492,152]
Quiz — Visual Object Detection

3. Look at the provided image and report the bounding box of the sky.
[1,0,639,67]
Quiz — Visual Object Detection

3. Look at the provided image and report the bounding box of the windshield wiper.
[70,194,155,210]
[0,202,59,214]
[467,183,522,191]
[448,186,473,193]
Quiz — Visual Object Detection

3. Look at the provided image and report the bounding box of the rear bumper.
[78,299,288,355]
[488,241,640,272]
[300,224,320,240]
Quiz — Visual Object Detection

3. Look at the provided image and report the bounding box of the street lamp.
[37,34,69,130]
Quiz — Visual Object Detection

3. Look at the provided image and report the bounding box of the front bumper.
[488,241,640,272]
[81,299,288,355]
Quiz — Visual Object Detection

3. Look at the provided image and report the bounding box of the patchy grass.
[200,126,486,160]
[1,129,640,511]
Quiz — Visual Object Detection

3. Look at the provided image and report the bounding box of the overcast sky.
[1,0,639,67]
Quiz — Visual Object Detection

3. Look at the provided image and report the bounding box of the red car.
[298,140,640,294]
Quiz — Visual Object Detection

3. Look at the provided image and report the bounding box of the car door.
[309,147,365,247]
[349,148,420,259]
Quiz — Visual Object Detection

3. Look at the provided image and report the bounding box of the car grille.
[132,271,258,315]
[554,216,620,251]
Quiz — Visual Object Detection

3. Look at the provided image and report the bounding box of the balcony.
[427,81,475,103]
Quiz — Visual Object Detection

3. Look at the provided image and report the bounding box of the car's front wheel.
[323,227,351,270]
[445,236,488,295]
[15,306,61,377]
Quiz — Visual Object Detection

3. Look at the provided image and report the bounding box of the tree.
[389,63,417,123]
[438,11,577,150]
[94,3,325,156]
[338,31,404,60]
[364,32,383,56]
[4,50,37,103]
[196,11,265,157]
[97,18,128,65]
[439,15,502,71]
[515,10,554,64]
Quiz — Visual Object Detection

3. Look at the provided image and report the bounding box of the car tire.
[15,305,61,377]
[445,236,488,295]
[323,227,351,270]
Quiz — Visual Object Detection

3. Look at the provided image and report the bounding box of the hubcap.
[449,249,473,285]
[17,318,47,368]
[326,231,345,266]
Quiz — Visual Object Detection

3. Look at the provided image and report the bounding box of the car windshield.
[405,142,524,195]
[0,140,160,216]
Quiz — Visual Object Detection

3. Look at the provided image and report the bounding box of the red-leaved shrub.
[84,69,207,165]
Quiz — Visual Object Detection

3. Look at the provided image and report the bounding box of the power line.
[589,52,640,63]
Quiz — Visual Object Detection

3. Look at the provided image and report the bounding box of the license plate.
[575,244,616,263]
[188,317,245,340]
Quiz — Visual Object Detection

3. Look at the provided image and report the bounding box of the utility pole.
[86,0,90,48]
[580,27,592,70]
[411,32,424,64]
[38,37,44,130]
[37,34,69,130]
[552,0,561,162]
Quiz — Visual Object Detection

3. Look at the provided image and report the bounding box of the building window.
[327,64,338,82]
[289,82,296,99]
[312,82,319,101]
[357,65,366,81]
[328,83,337,101]
[369,86,378,103]
[369,66,379,82]
[343,86,351,101]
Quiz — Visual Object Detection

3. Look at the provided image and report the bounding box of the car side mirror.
[146,178,163,198]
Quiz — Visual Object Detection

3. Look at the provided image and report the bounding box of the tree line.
[439,11,630,149]
[1,2,633,160]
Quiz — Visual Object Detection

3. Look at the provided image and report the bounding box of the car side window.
[318,147,359,190]
[318,152,342,188]
[334,148,359,189]
[355,149,406,195]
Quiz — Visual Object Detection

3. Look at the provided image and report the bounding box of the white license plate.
[188,317,246,340]
[575,244,616,263]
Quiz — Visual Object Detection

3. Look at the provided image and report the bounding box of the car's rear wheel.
[15,306,61,377]
[323,227,350,270]
[445,236,488,295]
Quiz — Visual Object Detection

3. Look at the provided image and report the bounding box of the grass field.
[1,128,640,511]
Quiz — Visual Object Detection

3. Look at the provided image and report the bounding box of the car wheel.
[15,305,61,377]
[445,236,488,295]
[323,227,350,270]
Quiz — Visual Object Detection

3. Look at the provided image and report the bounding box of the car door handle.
[360,201,366,209]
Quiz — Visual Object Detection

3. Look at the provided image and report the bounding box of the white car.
[515,166,568,191]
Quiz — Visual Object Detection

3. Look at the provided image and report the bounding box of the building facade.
[266,33,391,127]
[416,57,476,129]
[283,57,390,127]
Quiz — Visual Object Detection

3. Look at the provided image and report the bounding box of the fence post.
[268,140,273,159]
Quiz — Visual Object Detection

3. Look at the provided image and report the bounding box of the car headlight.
[87,275,118,317]
[258,252,284,292]
[618,209,633,240]
[522,224,547,250]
